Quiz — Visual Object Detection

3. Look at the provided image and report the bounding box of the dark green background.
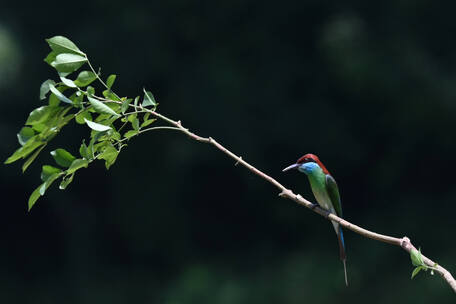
[1,1,455,303]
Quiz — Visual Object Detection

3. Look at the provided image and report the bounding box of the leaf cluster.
[5,36,159,210]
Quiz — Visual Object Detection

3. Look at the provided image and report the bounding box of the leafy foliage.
[4,36,160,210]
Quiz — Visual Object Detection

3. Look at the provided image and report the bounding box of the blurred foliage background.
[1,1,456,303]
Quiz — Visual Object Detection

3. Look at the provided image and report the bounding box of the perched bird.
[283,153,348,286]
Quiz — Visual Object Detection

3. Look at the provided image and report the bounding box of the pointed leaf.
[46,36,84,56]
[84,118,112,132]
[17,127,35,146]
[79,142,91,160]
[411,266,424,279]
[41,165,62,182]
[28,184,43,211]
[39,172,61,196]
[40,79,56,100]
[123,130,138,139]
[74,71,97,87]
[98,145,119,169]
[141,119,156,128]
[26,106,53,125]
[51,53,87,74]
[102,89,121,101]
[86,86,95,96]
[87,96,119,117]
[51,148,76,167]
[22,145,46,172]
[4,139,43,164]
[44,51,57,66]
[142,89,156,107]
[75,110,93,124]
[410,248,424,266]
[131,117,139,131]
[59,173,74,190]
[121,98,132,114]
[60,76,77,88]
[49,84,73,104]
[106,74,116,89]
[66,159,89,174]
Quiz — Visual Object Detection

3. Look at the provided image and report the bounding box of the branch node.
[279,189,293,198]
[400,236,412,250]
[235,157,242,166]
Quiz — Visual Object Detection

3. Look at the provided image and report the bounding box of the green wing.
[325,174,343,217]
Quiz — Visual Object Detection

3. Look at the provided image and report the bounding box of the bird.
[283,153,348,286]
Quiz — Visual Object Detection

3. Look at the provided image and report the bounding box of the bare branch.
[115,102,456,292]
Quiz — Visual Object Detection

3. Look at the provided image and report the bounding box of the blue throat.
[298,162,320,175]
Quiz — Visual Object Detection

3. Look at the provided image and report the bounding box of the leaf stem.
[86,58,121,100]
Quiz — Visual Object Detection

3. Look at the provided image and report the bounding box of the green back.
[325,174,343,217]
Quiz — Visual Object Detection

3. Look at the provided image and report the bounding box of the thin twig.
[148,109,456,292]
[102,98,456,292]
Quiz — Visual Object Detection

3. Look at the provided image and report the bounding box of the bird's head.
[282,153,330,175]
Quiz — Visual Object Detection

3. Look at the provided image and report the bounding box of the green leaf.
[124,130,138,139]
[28,184,43,211]
[41,165,62,182]
[141,118,156,128]
[79,142,91,160]
[44,51,57,66]
[49,84,73,104]
[411,266,424,279]
[66,159,89,174]
[46,36,85,56]
[59,76,77,88]
[48,91,60,107]
[87,96,120,117]
[40,79,56,100]
[39,172,61,196]
[75,110,93,124]
[51,148,76,167]
[70,93,84,108]
[410,248,424,267]
[133,96,139,107]
[127,113,137,123]
[84,118,112,132]
[98,145,119,169]
[26,106,53,125]
[106,74,116,89]
[4,138,43,164]
[121,98,132,114]
[22,144,46,172]
[143,89,157,107]
[17,127,35,146]
[102,89,121,101]
[131,117,139,131]
[111,131,121,141]
[51,53,87,74]
[59,173,74,190]
[74,71,97,87]
[87,86,95,96]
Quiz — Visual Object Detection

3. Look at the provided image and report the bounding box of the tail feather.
[337,227,348,286]
[342,259,348,287]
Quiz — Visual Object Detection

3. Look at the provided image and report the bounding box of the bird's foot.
[310,202,319,209]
